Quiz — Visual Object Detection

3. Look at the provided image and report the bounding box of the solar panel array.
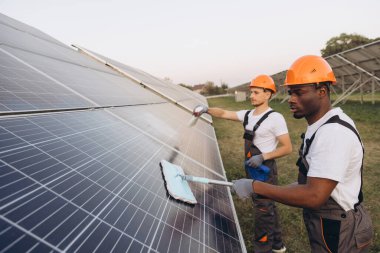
[0,13,245,253]
[271,40,380,104]
[325,40,380,105]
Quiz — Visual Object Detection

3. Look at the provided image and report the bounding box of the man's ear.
[318,86,328,97]
[265,90,272,99]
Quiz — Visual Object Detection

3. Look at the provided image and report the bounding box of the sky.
[1,0,379,87]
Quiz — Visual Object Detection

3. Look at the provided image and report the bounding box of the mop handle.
[188,116,199,127]
[182,175,233,187]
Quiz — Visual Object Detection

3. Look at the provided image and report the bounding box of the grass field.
[208,96,380,253]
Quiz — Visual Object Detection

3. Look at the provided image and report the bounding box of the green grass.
[208,96,380,253]
[274,92,380,104]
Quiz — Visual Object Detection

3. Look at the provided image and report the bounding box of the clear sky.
[1,0,379,87]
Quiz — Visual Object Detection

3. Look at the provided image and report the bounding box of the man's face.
[287,84,321,119]
[250,87,271,106]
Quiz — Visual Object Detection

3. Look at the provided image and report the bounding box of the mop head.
[160,160,197,204]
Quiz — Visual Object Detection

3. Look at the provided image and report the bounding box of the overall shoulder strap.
[304,115,363,157]
[252,110,275,132]
[242,110,275,141]
[243,110,251,129]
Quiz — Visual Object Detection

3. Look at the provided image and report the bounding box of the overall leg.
[252,195,275,253]
[269,163,284,249]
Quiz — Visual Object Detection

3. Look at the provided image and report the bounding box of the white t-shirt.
[236,108,288,153]
[304,108,363,211]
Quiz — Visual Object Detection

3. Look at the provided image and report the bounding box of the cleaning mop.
[160,160,233,204]
[187,106,205,127]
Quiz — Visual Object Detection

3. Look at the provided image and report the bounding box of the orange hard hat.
[284,55,336,86]
[250,74,276,93]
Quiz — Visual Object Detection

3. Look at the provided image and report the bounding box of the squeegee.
[160,160,233,204]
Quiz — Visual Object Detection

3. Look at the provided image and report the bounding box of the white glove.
[192,105,208,117]
[231,179,254,199]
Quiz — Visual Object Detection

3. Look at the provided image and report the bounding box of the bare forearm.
[262,133,292,160]
[207,107,239,121]
[262,145,292,160]
[253,181,329,209]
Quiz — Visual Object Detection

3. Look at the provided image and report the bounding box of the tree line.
[179,81,229,96]
[177,33,379,95]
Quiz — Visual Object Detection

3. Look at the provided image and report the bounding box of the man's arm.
[253,177,337,209]
[262,133,292,160]
[207,107,239,121]
[193,105,240,121]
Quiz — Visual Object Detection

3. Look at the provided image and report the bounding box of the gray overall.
[243,110,284,253]
[297,115,373,253]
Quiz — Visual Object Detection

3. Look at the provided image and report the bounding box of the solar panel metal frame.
[72,45,213,124]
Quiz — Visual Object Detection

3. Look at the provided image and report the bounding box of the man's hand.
[246,154,264,168]
[231,179,254,199]
[193,105,208,117]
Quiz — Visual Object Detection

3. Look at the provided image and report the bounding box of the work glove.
[192,105,208,117]
[231,179,254,199]
[245,154,264,168]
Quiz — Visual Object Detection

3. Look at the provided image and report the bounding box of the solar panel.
[0,15,117,75]
[112,104,224,175]
[1,45,166,108]
[0,12,64,46]
[0,48,93,112]
[73,46,213,122]
[0,111,242,252]
[0,13,245,253]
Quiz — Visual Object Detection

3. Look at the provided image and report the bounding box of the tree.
[201,81,216,95]
[321,33,376,57]
[221,82,229,91]
[200,81,228,96]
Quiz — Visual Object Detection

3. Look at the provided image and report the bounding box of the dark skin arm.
[253,177,338,209]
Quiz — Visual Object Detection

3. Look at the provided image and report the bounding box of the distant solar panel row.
[0,12,245,253]
[271,40,380,97]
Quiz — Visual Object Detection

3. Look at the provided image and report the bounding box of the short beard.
[293,113,304,119]
[253,101,264,107]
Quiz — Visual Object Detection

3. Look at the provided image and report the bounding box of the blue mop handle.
[245,163,270,173]
[258,164,270,173]
[245,163,270,181]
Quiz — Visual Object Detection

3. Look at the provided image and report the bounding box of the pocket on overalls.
[354,207,373,249]
[321,217,340,253]
[355,229,373,249]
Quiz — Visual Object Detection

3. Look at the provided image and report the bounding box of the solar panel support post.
[371,76,380,105]
[360,74,364,104]
[333,78,372,106]
[372,77,376,105]
[333,77,361,106]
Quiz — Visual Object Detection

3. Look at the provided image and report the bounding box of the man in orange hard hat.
[193,75,292,253]
[232,55,373,252]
